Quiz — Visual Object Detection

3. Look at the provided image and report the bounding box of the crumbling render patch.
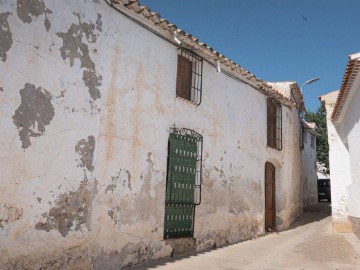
[2,245,92,269]
[56,13,102,100]
[107,206,120,225]
[92,242,163,270]
[96,13,102,32]
[17,0,53,31]
[0,12,13,62]
[83,70,102,101]
[118,153,163,226]
[228,195,250,215]
[196,218,262,251]
[0,203,23,228]
[75,136,95,172]
[105,169,131,194]
[12,83,55,149]
[35,181,96,237]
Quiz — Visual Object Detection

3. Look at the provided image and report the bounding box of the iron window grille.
[267,98,282,150]
[176,48,203,106]
[164,126,203,239]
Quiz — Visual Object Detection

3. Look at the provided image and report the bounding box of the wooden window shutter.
[176,55,192,101]
[267,99,276,148]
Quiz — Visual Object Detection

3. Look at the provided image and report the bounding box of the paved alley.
[137,203,360,270]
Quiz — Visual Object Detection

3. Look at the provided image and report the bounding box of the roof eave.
[331,55,360,122]
[109,0,297,108]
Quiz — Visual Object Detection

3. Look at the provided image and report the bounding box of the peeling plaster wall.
[0,12,13,62]
[301,131,318,207]
[0,0,303,268]
[0,0,103,268]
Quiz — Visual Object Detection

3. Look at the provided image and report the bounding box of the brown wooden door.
[265,162,276,230]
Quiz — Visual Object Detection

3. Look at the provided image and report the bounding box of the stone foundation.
[349,216,360,239]
[165,238,196,257]
[332,218,353,233]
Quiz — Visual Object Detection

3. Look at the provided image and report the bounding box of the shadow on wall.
[130,236,252,270]
[130,203,332,270]
[289,202,331,230]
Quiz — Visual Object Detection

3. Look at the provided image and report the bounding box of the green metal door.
[164,128,202,239]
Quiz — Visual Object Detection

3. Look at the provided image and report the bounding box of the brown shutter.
[267,98,276,148]
[271,103,277,148]
[176,55,192,101]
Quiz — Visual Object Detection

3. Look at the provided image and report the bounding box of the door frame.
[265,162,276,230]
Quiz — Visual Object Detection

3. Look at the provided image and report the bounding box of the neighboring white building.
[301,122,318,207]
[0,0,312,268]
[320,52,360,238]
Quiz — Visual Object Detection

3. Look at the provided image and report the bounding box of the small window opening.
[176,49,203,105]
[267,98,282,150]
[311,135,316,149]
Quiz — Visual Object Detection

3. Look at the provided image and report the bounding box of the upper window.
[267,98,282,150]
[303,129,308,144]
[300,125,304,150]
[176,49,203,105]
[311,135,316,149]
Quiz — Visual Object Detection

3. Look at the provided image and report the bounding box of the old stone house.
[1,0,313,268]
[269,82,318,208]
[320,52,360,239]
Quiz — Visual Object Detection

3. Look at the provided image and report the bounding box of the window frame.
[300,123,304,151]
[303,129,308,144]
[176,48,203,106]
[267,98,282,151]
[311,135,316,149]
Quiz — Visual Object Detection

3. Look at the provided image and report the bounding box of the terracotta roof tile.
[332,53,360,121]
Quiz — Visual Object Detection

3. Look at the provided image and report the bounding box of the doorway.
[163,127,203,239]
[265,162,276,230]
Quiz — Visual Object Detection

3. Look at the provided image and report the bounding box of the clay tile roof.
[332,52,360,121]
[110,0,297,108]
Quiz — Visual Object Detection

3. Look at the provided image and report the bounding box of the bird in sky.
[301,16,308,21]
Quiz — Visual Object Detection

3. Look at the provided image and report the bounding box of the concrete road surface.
[136,203,360,270]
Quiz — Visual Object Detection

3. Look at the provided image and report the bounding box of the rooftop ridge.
[111,0,297,108]
[332,53,360,121]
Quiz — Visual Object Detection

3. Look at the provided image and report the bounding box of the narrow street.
[139,203,360,270]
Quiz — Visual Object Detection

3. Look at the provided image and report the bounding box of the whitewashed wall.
[320,63,360,237]
[327,114,351,220]
[0,0,302,268]
[301,130,318,207]
[341,79,360,221]
[322,91,351,228]
[323,77,360,236]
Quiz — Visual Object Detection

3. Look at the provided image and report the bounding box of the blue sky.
[141,0,360,111]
